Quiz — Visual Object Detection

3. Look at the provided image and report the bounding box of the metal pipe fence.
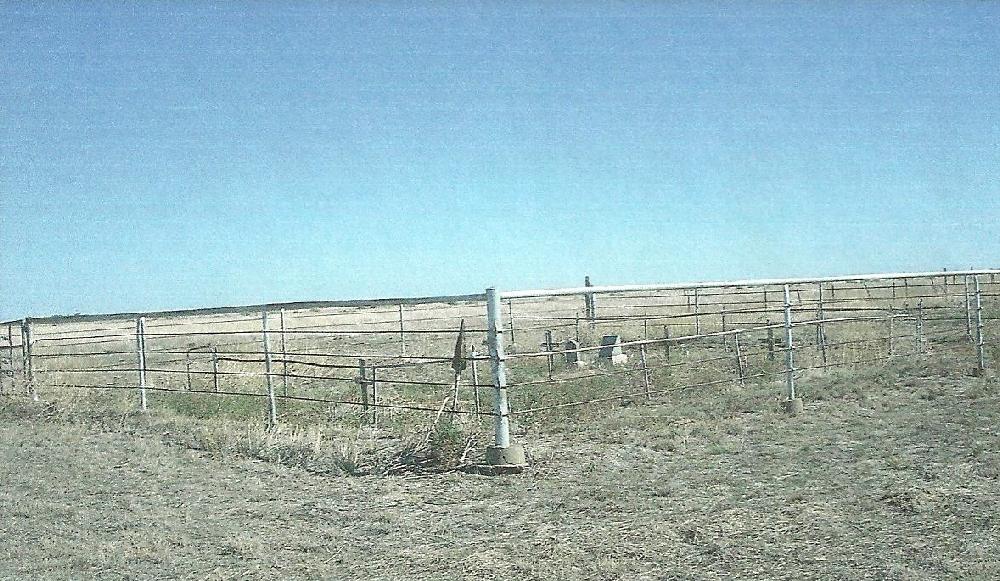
[2,269,997,463]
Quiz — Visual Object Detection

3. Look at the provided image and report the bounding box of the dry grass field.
[2,276,998,579]
[2,354,999,580]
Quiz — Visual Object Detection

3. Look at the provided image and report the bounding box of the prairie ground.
[2,356,998,580]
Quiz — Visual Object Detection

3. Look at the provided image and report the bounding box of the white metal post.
[262,309,278,427]
[485,288,512,449]
[211,347,219,392]
[357,358,369,418]
[640,343,651,399]
[136,317,147,411]
[584,275,595,327]
[916,299,924,353]
[19,321,26,381]
[4,323,11,393]
[23,318,36,401]
[545,329,554,379]
[694,288,701,335]
[471,345,481,414]
[398,304,406,356]
[734,331,746,387]
[721,306,729,351]
[279,308,289,396]
[888,308,895,357]
[965,275,973,340]
[370,365,378,426]
[21,318,33,391]
[817,283,827,366]
[185,353,193,390]
[507,299,516,346]
[975,276,986,372]
[767,319,775,361]
[783,285,796,402]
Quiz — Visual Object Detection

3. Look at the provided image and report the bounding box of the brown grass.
[2,354,999,579]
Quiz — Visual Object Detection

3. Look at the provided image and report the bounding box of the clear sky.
[2,1,998,319]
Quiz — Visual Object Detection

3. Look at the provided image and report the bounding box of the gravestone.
[563,339,586,367]
[597,335,628,366]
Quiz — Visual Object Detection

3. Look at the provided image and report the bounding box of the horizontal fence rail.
[1,269,997,467]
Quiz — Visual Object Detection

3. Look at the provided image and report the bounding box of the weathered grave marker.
[563,339,585,367]
[597,335,628,366]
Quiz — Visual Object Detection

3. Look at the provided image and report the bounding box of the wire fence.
[1,270,997,450]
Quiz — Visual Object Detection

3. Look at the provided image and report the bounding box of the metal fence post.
[211,347,219,392]
[734,330,746,388]
[975,276,986,372]
[721,306,729,351]
[888,308,895,357]
[545,329,554,379]
[279,308,289,396]
[21,318,36,401]
[767,319,775,361]
[640,343,651,399]
[136,317,147,411]
[357,358,369,419]
[4,323,11,392]
[965,275,973,340]
[694,288,701,335]
[370,365,379,426]
[471,345,481,414]
[485,287,524,466]
[19,320,26,381]
[262,310,278,427]
[507,299,516,346]
[451,364,461,413]
[398,304,406,356]
[584,276,595,327]
[916,299,924,353]
[663,325,671,360]
[782,285,801,413]
[817,283,827,366]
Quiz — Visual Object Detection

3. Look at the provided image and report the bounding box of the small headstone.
[597,335,628,366]
[563,339,585,367]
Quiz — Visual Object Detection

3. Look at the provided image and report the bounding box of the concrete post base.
[473,444,527,475]
[486,443,526,465]
[783,398,804,415]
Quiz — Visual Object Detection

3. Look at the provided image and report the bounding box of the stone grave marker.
[563,339,586,367]
[597,335,628,366]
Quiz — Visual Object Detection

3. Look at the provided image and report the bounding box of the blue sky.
[2,1,998,319]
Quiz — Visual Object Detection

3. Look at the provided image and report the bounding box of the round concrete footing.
[783,398,804,415]
[485,443,527,466]
[473,444,527,475]
[466,445,527,476]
